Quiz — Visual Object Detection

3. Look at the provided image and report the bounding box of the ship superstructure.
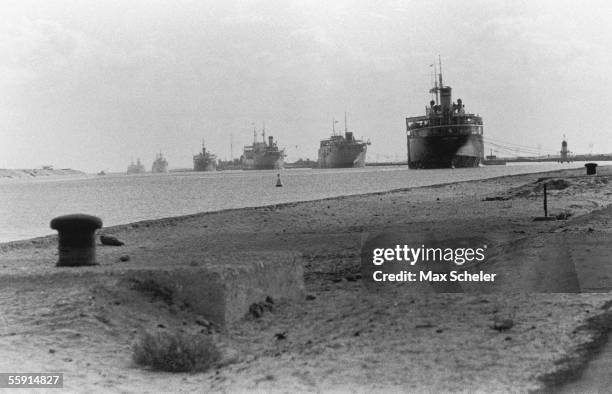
[405,59,484,168]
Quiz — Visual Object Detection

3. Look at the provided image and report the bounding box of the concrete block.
[121,251,304,326]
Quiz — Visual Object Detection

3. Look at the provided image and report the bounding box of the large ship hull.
[408,133,483,169]
[152,162,168,173]
[193,158,216,171]
[242,152,284,170]
[151,165,168,173]
[318,144,367,168]
[126,167,146,174]
[127,161,146,174]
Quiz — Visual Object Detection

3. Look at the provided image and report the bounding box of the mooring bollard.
[585,162,597,175]
[276,173,283,187]
[50,214,103,267]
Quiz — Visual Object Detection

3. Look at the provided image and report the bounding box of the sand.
[1,166,612,392]
[0,168,86,181]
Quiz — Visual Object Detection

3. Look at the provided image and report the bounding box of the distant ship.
[151,152,168,173]
[405,59,484,168]
[126,158,146,174]
[318,114,369,168]
[240,127,285,170]
[482,150,506,166]
[193,141,217,171]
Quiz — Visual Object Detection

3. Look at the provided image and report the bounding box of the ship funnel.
[440,86,452,114]
[268,136,274,147]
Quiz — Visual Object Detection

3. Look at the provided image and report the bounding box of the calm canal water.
[0,163,602,243]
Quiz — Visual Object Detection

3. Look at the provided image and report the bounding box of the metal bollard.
[585,162,597,175]
[50,214,103,267]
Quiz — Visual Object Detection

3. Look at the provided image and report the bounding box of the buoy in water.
[276,173,283,187]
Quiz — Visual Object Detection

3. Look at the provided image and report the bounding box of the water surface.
[0,162,604,242]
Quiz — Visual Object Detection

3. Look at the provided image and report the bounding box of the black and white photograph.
[1,0,612,392]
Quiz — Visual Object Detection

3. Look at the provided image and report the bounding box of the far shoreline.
[0,168,90,184]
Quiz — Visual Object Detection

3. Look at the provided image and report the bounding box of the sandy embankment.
[0,168,87,181]
[1,166,612,392]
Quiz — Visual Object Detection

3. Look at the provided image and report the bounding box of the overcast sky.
[1,0,611,172]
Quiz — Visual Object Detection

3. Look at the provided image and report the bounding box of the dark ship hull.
[318,143,367,168]
[408,132,483,169]
[127,167,145,174]
[151,163,168,172]
[242,152,284,170]
[193,158,216,171]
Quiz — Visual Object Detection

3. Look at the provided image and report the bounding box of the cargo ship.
[240,127,285,170]
[405,60,484,168]
[318,114,369,168]
[151,152,168,173]
[126,158,146,174]
[193,141,217,171]
[482,149,506,165]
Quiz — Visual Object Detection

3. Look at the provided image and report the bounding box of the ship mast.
[262,122,266,143]
[427,56,445,108]
[332,117,336,136]
[430,59,439,105]
[430,63,436,104]
[438,55,443,89]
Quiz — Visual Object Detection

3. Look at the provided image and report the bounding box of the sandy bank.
[0,168,87,181]
[2,166,612,392]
